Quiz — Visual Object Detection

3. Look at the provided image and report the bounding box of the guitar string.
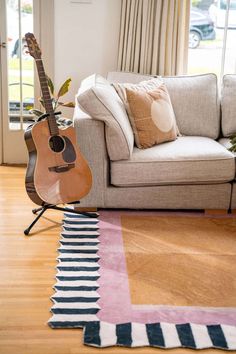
[36,58,61,181]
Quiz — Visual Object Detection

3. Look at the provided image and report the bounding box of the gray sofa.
[74,72,236,211]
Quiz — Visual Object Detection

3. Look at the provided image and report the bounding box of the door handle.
[0,42,6,48]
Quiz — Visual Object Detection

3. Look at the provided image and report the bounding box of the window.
[7,0,34,130]
[220,0,236,10]
[188,0,236,81]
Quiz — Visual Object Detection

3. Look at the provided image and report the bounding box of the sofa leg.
[204,209,228,215]
[74,207,98,212]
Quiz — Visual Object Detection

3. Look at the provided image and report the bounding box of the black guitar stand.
[24,202,97,235]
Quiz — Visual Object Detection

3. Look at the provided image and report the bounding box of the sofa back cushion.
[77,74,134,161]
[221,74,236,137]
[107,71,154,84]
[108,72,220,139]
[163,74,220,139]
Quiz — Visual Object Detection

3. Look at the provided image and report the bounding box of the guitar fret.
[24,36,59,136]
[35,58,59,136]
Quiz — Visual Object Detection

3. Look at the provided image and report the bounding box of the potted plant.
[229,135,236,153]
[30,76,75,127]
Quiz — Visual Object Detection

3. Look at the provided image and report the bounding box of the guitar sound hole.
[49,136,65,153]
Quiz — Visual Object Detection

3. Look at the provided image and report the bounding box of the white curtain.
[118,0,191,76]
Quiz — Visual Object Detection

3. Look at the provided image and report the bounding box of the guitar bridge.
[48,163,75,173]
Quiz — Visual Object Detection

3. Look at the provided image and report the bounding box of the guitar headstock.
[25,32,41,59]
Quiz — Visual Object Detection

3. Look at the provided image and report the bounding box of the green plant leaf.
[57,78,72,98]
[25,104,33,111]
[39,98,45,108]
[61,101,75,108]
[231,138,236,146]
[46,75,54,95]
[29,108,44,117]
[229,141,236,152]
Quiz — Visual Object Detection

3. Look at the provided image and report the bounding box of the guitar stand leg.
[50,205,95,218]
[24,203,97,236]
[32,202,49,214]
[32,206,44,214]
[24,206,48,235]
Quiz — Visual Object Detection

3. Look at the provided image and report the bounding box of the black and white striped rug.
[48,211,236,350]
[49,211,100,328]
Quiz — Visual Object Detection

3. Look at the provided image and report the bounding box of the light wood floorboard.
[0,166,229,354]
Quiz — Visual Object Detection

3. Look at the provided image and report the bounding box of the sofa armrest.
[74,107,109,207]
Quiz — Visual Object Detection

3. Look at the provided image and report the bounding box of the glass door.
[0,0,38,163]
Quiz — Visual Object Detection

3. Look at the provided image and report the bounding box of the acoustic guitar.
[24,32,92,206]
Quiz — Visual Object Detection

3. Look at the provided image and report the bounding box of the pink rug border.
[97,210,236,325]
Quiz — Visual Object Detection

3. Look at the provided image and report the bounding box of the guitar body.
[24,33,92,207]
[25,120,92,205]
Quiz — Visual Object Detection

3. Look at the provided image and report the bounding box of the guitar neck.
[35,59,58,136]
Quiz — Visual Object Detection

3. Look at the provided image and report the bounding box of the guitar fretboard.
[35,59,59,136]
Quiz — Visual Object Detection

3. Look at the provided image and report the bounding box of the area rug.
[48,210,236,350]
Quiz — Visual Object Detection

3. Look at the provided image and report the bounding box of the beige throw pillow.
[114,78,179,148]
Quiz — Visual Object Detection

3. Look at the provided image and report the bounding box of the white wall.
[54,0,121,117]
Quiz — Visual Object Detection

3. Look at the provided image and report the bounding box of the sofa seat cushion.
[111,136,235,187]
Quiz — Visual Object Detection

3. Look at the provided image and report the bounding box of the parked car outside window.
[189,7,216,49]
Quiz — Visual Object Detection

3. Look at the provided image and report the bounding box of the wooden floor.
[0,166,230,354]
[121,214,236,308]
